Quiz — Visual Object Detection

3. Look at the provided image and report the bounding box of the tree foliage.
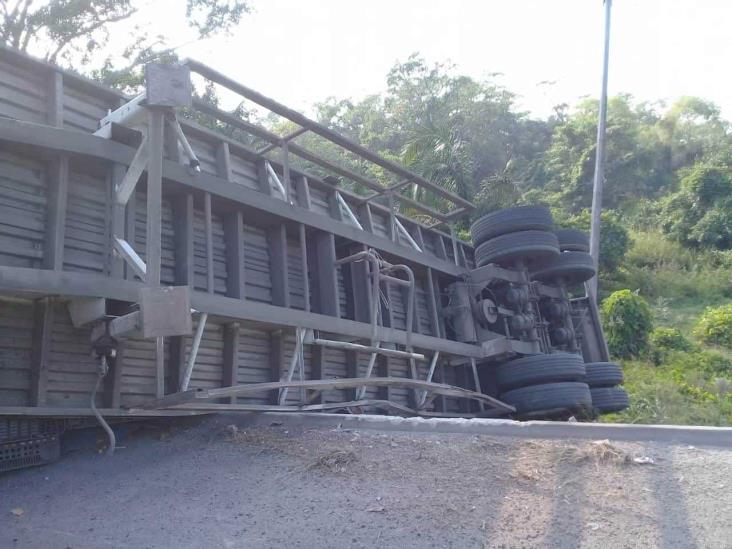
[661,164,732,249]
[1,0,249,92]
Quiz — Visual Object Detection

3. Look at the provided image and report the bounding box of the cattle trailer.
[0,45,612,471]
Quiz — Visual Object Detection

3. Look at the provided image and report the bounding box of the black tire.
[590,387,629,413]
[555,228,590,252]
[499,382,592,416]
[470,206,554,246]
[584,362,624,387]
[530,251,596,285]
[496,352,586,391]
[474,230,560,268]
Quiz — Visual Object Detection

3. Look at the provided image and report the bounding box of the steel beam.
[0,265,488,357]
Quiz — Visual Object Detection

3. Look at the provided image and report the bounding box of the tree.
[1,0,249,91]
[290,55,552,221]
[661,164,732,249]
[537,95,669,212]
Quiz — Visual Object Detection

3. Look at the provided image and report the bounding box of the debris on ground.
[563,439,645,466]
[306,449,357,473]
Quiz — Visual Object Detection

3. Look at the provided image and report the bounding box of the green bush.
[649,327,694,365]
[601,289,653,358]
[651,327,692,351]
[694,304,732,348]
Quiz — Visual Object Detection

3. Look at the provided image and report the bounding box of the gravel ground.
[1,414,731,548]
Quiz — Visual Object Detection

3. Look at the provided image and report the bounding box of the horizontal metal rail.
[184,60,473,213]
[310,339,426,361]
[0,265,493,357]
[138,377,516,413]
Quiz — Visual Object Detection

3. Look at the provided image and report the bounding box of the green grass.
[600,229,732,426]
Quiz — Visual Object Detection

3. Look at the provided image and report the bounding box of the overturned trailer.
[0,46,626,471]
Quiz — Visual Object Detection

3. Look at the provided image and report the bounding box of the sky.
[123,0,732,120]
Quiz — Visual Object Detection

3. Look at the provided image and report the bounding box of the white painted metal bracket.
[113,237,147,280]
[265,160,287,199]
[394,218,422,252]
[336,192,363,230]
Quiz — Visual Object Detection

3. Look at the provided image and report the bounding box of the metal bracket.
[335,192,363,230]
[113,237,146,280]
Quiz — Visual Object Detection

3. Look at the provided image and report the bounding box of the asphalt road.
[1,414,731,548]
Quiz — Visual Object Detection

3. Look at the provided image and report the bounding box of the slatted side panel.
[388,283,407,331]
[63,83,116,132]
[63,166,108,273]
[187,136,219,177]
[322,347,348,403]
[336,266,348,319]
[0,151,46,268]
[415,278,433,336]
[371,211,389,238]
[243,224,272,303]
[120,337,159,407]
[132,191,177,285]
[356,353,379,400]
[0,300,33,406]
[235,328,271,404]
[443,236,456,263]
[185,320,225,391]
[282,333,313,405]
[388,356,410,407]
[309,187,330,216]
[423,234,437,256]
[440,366,462,413]
[229,154,260,190]
[0,57,47,123]
[192,209,228,294]
[287,237,306,310]
[47,304,100,407]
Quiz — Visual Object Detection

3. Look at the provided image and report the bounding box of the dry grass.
[306,449,358,473]
[562,440,636,466]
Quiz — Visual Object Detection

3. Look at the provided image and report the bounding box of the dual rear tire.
[494,355,629,417]
[495,353,591,417]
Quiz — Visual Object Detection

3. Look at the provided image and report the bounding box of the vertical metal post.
[146,109,164,286]
[147,108,165,396]
[204,193,214,293]
[281,140,292,204]
[588,0,613,298]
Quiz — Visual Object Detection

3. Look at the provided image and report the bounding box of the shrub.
[650,327,692,352]
[601,289,653,358]
[694,304,732,348]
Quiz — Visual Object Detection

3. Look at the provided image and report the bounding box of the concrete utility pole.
[588,0,613,299]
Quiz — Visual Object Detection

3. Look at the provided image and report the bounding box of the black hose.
[91,355,116,456]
